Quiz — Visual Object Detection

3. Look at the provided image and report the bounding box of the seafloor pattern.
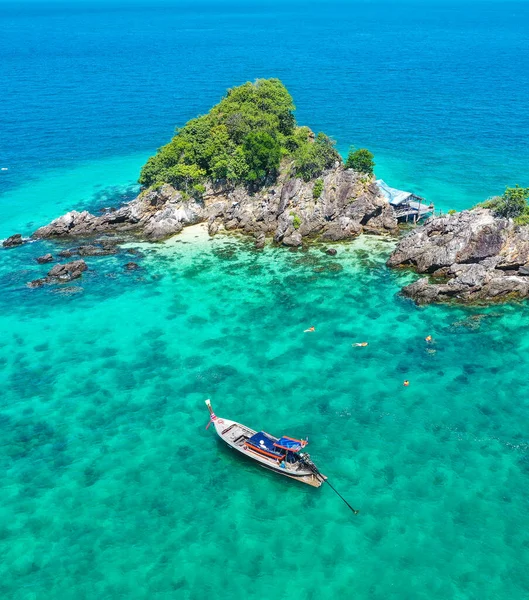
[1,229,528,599]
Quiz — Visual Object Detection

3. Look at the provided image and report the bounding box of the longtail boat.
[205,399,327,487]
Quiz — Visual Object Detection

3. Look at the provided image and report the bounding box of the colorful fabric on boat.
[246,431,284,457]
[274,436,305,452]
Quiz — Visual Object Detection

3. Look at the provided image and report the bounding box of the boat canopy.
[274,436,307,452]
[246,432,307,457]
[247,431,284,458]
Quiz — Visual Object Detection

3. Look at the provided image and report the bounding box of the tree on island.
[345,147,375,175]
[242,131,282,182]
[139,78,342,191]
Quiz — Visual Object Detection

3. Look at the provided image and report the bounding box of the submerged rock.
[124,262,140,270]
[3,234,24,248]
[326,248,337,256]
[389,208,529,304]
[28,278,47,288]
[77,244,117,256]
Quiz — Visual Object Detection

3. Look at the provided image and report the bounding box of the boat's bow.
[205,398,235,436]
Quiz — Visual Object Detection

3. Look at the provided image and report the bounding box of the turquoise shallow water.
[0,154,147,239]
[1,228,529,599]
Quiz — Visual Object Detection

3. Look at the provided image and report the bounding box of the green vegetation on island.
[290,211,302,229]
[345,147,375,175]
[139,78,375,192]
[477,185,529,225]
[313,178,324,199]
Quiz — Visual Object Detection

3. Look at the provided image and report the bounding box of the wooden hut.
[376,179,432,222]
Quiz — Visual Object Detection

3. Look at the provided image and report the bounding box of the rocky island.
[32,79,397,247]
[7,78,529,307]
[388,186,529,304]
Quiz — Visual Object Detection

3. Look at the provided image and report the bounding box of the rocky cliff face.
[388,208,529,303]
[33,165,398,246]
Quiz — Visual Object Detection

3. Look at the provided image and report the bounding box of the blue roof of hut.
[376,179,423,206]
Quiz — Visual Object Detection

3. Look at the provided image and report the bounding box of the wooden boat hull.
[211,417,326,488]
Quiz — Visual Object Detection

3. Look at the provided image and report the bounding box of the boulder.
[124,262,139,270]
[142,205,188,240]
[48,260,88,281]
[402,278,468,304]
[254,232,266,249]
[36,253,54,264]
[208,219,220,236]
[282,231,303,247]
[3,234,24,248]
[326,248,337,256]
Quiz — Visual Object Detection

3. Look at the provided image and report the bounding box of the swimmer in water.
[403,380,410,387]
[304,326,315,332]
[425,335,432,343]
[353,342,368,347]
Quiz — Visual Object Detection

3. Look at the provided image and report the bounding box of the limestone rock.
[391,208,529,304]
[32,165,398,245]
[36,253,54,264]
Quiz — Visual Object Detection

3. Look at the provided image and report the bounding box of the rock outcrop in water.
[388,208,529,303]
[3,234,24,248]
[33,165,398,246]
[28,259,88,288]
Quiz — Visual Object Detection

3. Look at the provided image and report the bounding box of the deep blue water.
[2,2,529,599]
[1,0,529,211]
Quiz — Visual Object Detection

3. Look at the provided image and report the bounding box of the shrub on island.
[313,178,324,199]
[290,211,302,229]
[477,185,529,224]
